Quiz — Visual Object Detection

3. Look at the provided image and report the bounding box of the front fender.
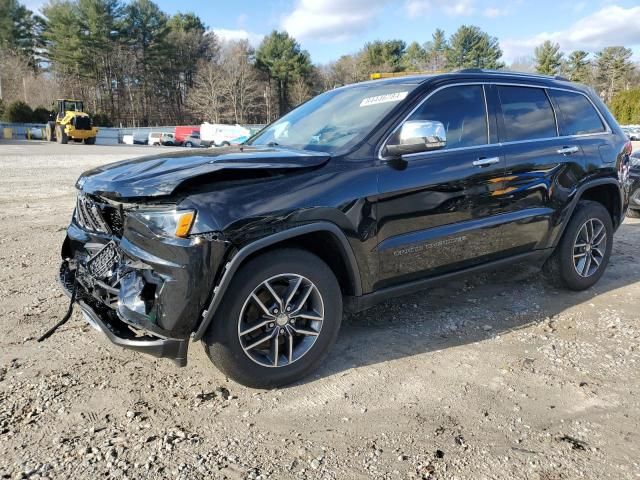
[192,222,362,341]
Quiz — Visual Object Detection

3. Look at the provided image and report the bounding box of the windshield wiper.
[267,141,279,147]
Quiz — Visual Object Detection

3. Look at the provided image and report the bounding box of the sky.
[26,0,640,64]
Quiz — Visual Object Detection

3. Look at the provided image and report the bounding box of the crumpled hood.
[77,146,330,200]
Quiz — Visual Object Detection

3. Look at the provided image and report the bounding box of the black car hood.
[77,146,330,200]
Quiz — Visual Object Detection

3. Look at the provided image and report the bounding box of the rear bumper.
[66,126,98,139]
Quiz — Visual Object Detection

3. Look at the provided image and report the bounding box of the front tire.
[55,125,68,144]
[543,200,613,290]
[203,249,342,388]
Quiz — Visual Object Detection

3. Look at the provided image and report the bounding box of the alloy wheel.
[573,218,607,278]
[237,273,324,368]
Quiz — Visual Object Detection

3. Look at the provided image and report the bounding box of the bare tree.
[219,40,262,124]
[187,60,224,123]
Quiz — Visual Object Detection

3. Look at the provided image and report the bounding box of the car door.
[495,84,589,255]
[375,83,509,288]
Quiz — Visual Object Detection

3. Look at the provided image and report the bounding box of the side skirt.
[344,249,553,313]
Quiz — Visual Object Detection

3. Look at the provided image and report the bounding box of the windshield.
[248,83,418,153]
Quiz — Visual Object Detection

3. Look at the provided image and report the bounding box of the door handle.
[472,157,500,167]
[557,146,579,155]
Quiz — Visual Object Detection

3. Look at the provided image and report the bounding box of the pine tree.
[424,28,448,72]
[402,41,426,71]
[0,0,39,66]
[565,50,590,83]
[445,25,503,70]
[255,30,312,116]
[595,46,635,103]
[534,40,563,75]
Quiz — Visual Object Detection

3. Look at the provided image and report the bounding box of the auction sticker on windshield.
[360,91,409,107]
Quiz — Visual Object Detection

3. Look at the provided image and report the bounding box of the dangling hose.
[38,282,78,342]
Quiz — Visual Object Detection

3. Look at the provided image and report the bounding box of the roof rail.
[455,68,570,82]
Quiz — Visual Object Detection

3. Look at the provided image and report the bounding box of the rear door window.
[548,90,605,136]
[407,85,488,150]
[497,86,557,142]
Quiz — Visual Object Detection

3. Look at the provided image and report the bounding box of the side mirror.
[384,120,446,158]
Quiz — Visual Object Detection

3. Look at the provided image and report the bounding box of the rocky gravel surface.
[0,141,639,479]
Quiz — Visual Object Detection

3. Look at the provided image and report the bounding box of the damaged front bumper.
[60,209,227,366]
[59,263,189,366]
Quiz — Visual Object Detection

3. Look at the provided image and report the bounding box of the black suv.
[59,70,632,388]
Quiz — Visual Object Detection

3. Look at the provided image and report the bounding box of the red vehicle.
[174,126,200,145]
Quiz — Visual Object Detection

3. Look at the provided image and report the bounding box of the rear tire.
[45,122,55,141]
[55,125,68,144]
[184,141,193,148]
[84,136,95,145]
[627,208,640,219]
[203,249,342,388]
[543,200,613,291]
[221,141,230,147]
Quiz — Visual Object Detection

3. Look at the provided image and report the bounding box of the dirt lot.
[0,140,639,480]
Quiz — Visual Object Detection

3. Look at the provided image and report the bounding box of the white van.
[200,123,251,147]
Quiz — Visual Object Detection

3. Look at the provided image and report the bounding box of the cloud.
[281,0,480,41]
[405,0,475,17]
[281,0,389,42]
[483,6,509,18]
[211,29,264,47]
[502,5,640,61]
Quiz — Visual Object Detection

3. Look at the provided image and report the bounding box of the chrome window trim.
[379,81,612,161]
[544,88,561,137]
[482,84,490,143]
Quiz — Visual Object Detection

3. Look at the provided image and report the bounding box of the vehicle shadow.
[301,219,640,385]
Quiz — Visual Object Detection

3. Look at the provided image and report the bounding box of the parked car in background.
[629,151,640,218]
[160,132,177,146]
[122,132,148,145]
[148,132,163,146]
[200,123,251,147]
[175,126,200,145]
[182,133,202,148]
[59,70,631,388]
[623,127,640,141]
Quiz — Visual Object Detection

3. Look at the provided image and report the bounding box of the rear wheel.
[45,122,55,141]
[203,249,342,388]
[184,141,193,148]
[84,136,95,145]
[543,200,613,290]
[55,125,68,144]
[627,208,640,219]
[221,141,230,147]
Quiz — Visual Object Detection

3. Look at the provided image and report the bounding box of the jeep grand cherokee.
[58,70,632,388]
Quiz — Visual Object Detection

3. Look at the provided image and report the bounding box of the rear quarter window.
[548,90,606,136]
[497,86,557,142]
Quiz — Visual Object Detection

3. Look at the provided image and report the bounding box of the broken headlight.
[131,209,196,238]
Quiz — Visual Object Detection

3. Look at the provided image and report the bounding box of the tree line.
[1,0,639,126]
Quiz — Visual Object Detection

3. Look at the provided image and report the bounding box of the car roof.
[346,69,584,91]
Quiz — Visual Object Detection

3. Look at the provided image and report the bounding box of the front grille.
[74,194,125,236]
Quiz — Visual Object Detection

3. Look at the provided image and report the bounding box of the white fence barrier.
[0,123,264,146]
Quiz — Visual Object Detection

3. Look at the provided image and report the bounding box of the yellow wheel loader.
[45,99,98,145]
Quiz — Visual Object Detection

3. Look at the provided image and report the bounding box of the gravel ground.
[0,140,639,480]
